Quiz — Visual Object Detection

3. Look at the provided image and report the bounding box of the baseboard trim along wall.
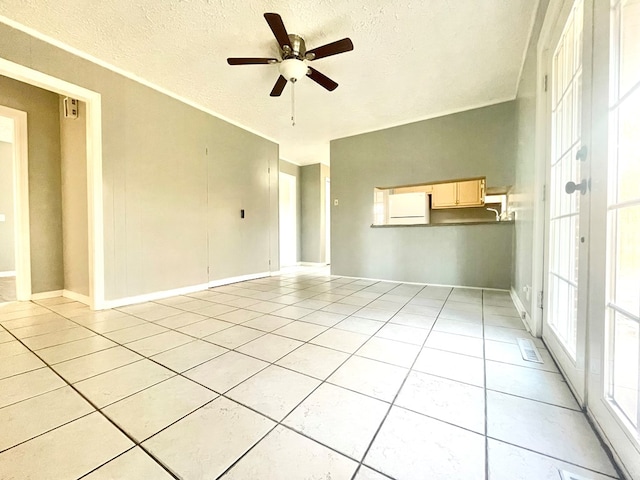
[207,272,271,288]
[30,290,64,300]
[510,287,533,333]
[338,274,511,292]
[299,262,328,267]
[0,271,16,277]
[101,282,211,310]
[63,289,90,306]
[100,271,271,310]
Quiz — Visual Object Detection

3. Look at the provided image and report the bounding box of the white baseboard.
[510,287,533,333]
[299,262,329,267]
[101,282,211,310]
[31,290,64,300]
[63,289,90,306]
[0,271,16,278]
[99,271,272,310]
[208,272,270,288]
[336,274,510,291]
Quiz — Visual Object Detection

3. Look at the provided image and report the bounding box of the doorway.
[0,106,30,303]
[279,172,297,268]
[0,114,16,302]
[0,57,104,309]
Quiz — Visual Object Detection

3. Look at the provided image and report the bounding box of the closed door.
[542,0,589,402]
[586,0,640,475]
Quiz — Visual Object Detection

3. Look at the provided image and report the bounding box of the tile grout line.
[1,274,556,479]
[0,324,182,480]
[348,285,454,480]
[482,289,489,480]
[209,279,411,480]
[210,281,432,480]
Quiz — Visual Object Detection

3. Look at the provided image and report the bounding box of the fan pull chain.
[291,80,296,126]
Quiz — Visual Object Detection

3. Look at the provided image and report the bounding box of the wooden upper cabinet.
[431,178,485,209]
[431,182,458,208]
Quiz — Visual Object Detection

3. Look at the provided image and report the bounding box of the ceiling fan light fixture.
[279,58,308,82]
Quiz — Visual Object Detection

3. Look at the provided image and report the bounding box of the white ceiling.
[0,0,537,165]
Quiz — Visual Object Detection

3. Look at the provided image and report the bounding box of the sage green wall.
[330,101,517,289]
[0,141,15,272]
[279,159,301,263]
[59,98,89,297]
[0,75,64,293]
[0,23,279,301]
[512,0,550,315]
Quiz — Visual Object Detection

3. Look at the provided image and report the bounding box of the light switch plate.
[0,214,5,222]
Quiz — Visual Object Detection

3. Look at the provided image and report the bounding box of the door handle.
[565,179,588,195]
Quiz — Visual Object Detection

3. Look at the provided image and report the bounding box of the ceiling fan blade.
[306,67,338,91]
[270,75,288,97]
[264,13,291,51]
[306,38,354,60]
[227,58,278,65]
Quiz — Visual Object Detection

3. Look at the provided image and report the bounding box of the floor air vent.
[516,338,544,364]
[559,469,593,480]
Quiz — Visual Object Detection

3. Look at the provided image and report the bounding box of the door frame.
[0,105,30,301]
[0,57,105,309]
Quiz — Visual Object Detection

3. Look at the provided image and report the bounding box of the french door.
[543,0,589,403]
[542,0,640,476]
[585,0,640,477]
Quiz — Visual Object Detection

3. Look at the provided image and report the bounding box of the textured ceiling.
[0,0,537,165]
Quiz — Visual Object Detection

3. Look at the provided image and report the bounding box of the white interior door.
[543,0,589,403]
[279,172,297,267]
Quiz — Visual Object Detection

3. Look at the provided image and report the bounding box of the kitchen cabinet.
[431,178,485,209]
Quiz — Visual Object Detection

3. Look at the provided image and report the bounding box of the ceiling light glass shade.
[279,59,308,82]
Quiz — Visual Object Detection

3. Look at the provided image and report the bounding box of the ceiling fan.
[227,13,354,97]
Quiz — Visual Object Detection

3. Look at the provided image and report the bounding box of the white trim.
[62,289,90,306]
[337,274,511,292]
[0,16,277,148]
[510,287,534,333]
[0,106,30,301]
[208,272,271,288]
[30,290,63,300]
[269,270,282,276]
[100,272,271,310]
[299,262,329,267]
[102,283,211,310]
[0,271,16,277]
[0,56,105,311]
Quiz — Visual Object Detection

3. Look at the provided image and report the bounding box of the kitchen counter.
[371,220,514,228]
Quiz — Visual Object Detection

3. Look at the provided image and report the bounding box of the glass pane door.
[606,0,640,440]
[544,0,585,395]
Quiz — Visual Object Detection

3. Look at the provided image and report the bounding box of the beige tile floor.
[0,269,620,479]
